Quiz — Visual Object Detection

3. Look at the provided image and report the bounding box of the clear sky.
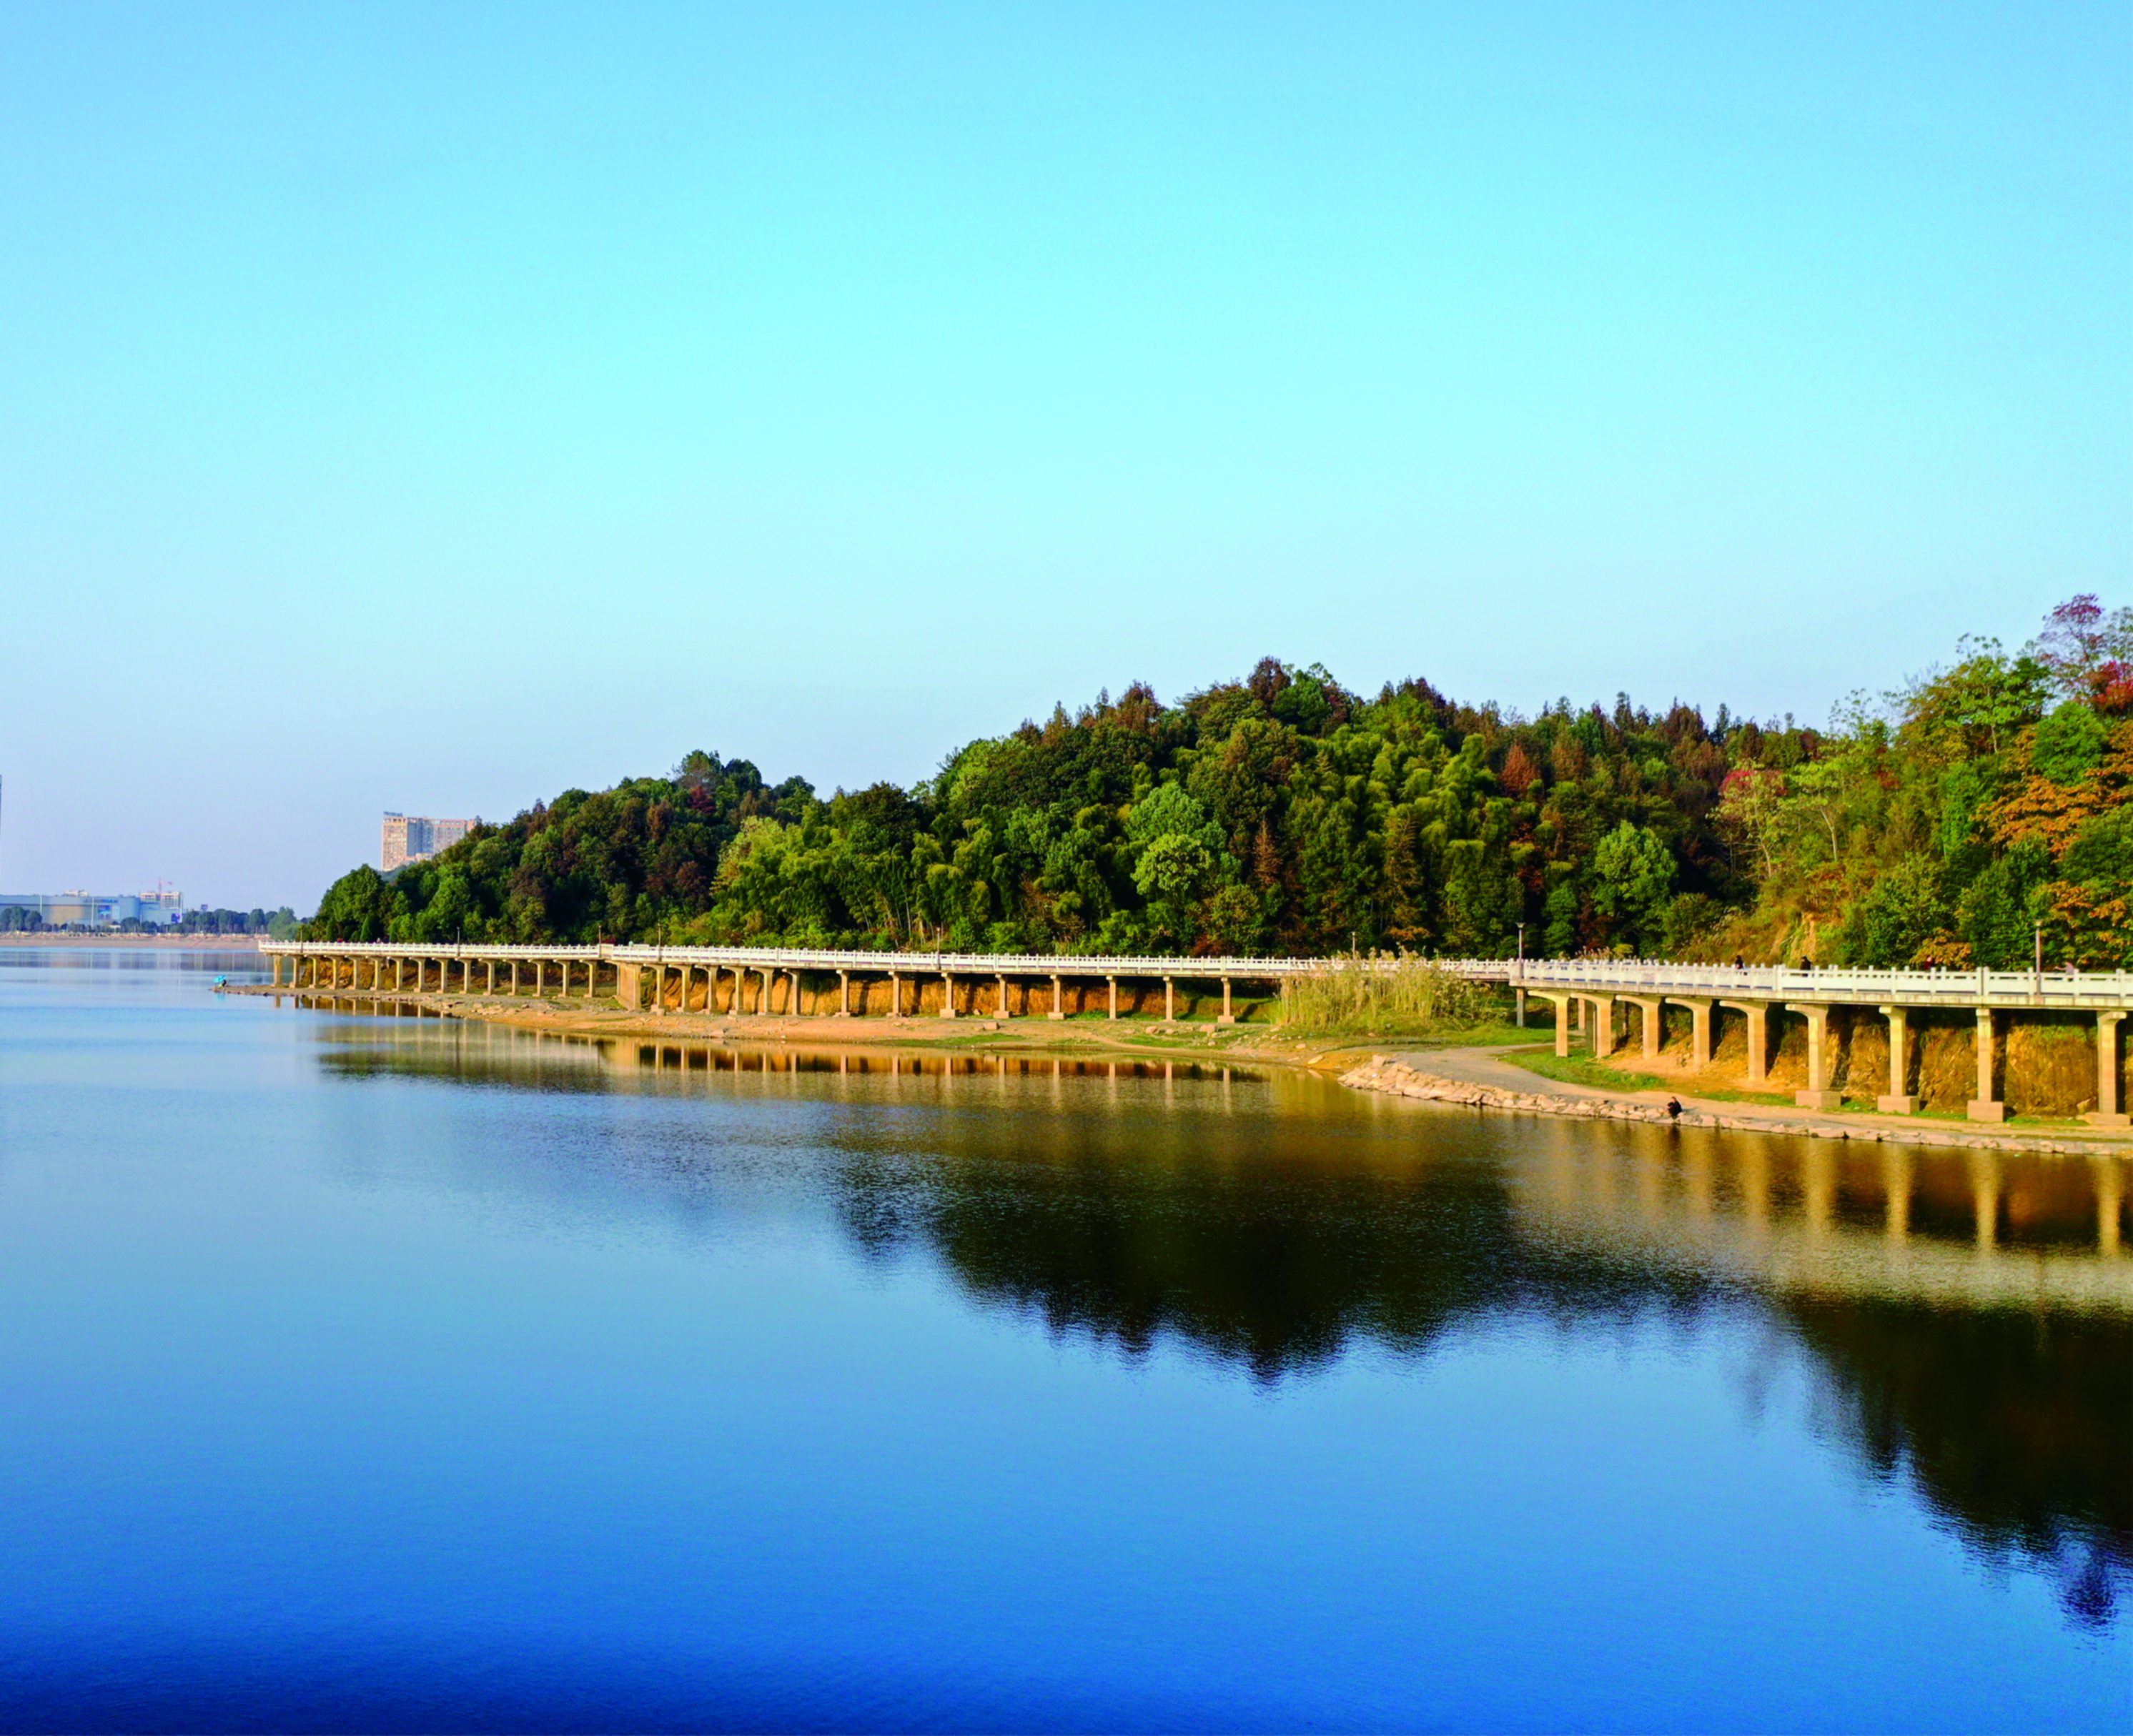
[1,2,2125,910]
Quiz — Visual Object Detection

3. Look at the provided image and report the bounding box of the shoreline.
[224,982,1338,1068]
[1342,1053,2133,1160]
[0,934,275,948]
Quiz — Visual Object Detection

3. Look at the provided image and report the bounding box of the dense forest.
[311,597,2132,968]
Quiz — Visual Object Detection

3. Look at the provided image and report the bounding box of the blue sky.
[1,2,2125,909]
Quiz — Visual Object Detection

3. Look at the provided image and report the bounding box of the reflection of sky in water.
[0,960,2125,1732]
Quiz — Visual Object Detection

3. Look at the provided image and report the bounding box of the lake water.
[1,950,2126,1732]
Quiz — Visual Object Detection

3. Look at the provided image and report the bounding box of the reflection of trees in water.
[1788,1299,2132,1628]
[307,1026,2131,1630]
[833,1124,2129,1627]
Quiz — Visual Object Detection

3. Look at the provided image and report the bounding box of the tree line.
[310,597,2131,968]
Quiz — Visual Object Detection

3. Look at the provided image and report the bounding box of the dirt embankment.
[1340,1056,2126,1158]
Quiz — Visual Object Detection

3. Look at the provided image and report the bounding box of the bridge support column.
[1623,996,1663,1060]
[1588,996,1616,1058]
[1666,998,1714,1066]
[1218,978,1235,1026]
[2089,1011,2127,1127]
[788,971,804,1016]
[615,962,641,1011]
[533,960,544,996]
[889,973,901,1018]
[837,970,850,1016]
[1876,1005,1916,1113]
[1722,1001,1769,1086]
[1049,975,1064,1020]
[940,973,956,1018]
[1967,1008,2006,1122]
[1549,994,1570,1056]
[485,960,495,994]
[997,974,1014,1017]
[1107,977,1118,1020]
[1787,1003,1840,1108]
[758,968,773,1016]
[1164,978,1175,1021]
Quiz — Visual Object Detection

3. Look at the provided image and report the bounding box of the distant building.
[0,890,184,927]
[381,813,475,873]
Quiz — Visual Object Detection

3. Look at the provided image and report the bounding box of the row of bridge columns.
[272,954,607,998]
[272,953,1248,1023]
[1531,991,2127,1127]
[628,963,1238,1023]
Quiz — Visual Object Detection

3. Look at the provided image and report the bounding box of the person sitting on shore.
[1666,1096,1683,1121]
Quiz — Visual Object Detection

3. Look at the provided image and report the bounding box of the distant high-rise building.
[381,813,475,872]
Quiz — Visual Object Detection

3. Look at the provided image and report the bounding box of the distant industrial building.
[0,889,185,927]
[382,813,475,873]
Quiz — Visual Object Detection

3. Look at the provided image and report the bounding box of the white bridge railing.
[254,939,2132,1005]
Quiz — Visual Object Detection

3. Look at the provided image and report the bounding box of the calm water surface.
[1,951,2126,1732]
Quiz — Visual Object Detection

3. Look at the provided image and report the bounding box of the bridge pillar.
[1588,996,1617,1058]
[615,962,641,1011]
[889,972,901,1018]
[1786,1003,1840,1108]
[533,960,544,996]
[1548,993,1569,1056]
[1721,1001,1769,1085]
[997,973,1014,1018]
[1666,997,1714,1066]
[1049,974,1064,1020]
[1219,978,1235,1026]
[2089,1011,2127,1127]
[1622,996,1663,1060]
[940,972,957,1018]
[758,968,773,1016]
[1967,1008,2006,1122]
[1876,1005,1916,1113]
[1164,978,1175,1021]
[485,960,496,994]
[788,970,804,1016]
[1107,977,1118,1020]
[837,970,850,1016]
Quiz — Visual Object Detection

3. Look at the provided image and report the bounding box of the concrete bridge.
[1505,959,2132,1127]
[254,942,2133,1126]
[257,940,1365,1026]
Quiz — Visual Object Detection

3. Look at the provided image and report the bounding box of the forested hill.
[310,597,2132,969]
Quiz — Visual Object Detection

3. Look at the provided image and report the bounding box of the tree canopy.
[310,602,2133,968]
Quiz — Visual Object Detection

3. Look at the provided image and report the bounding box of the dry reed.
[1277,953,1495,1036]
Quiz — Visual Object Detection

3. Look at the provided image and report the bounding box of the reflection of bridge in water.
[299,998,2130,1314]
[1513,1119,2131,1314]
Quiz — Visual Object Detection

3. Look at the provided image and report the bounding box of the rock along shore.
[1339,1056,2129,1160]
